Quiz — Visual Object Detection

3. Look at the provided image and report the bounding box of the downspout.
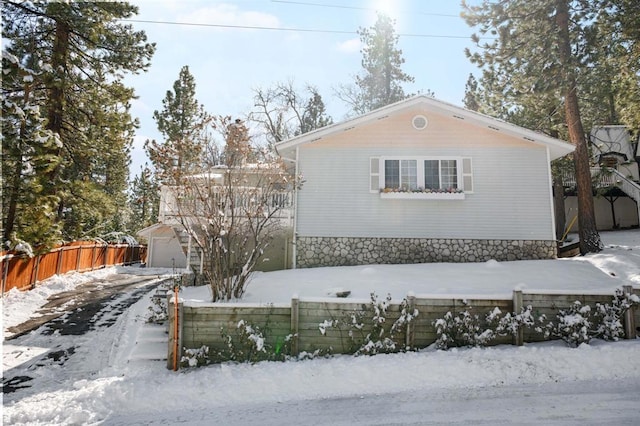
[292,146,300,269]
[545,147,559,246]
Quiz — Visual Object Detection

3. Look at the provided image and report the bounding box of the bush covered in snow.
[181,345,210,368]
[319,292,419,356]
[544,288,640,346]
[215,319,295,364]
[434,304,545,350]
[433,304,494,349]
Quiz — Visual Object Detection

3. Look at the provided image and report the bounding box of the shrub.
[215,319,295,364]
[319,292,419,356]
[181,345,210,368]
[593,288,639,341]
[434,304,546,350]
[433,303,495,349]
[550,301,593,347]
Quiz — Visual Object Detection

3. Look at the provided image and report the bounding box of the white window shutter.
[370,157,380,192]
[462,157,473,193]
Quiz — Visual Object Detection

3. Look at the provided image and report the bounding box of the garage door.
[150,237,187,268]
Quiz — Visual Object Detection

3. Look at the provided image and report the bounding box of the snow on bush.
[181,345,210,368]
[215,318,295,364]
[318,292,419,356]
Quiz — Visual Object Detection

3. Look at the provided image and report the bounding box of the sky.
[123,0,482,178]
[2,230,640,424]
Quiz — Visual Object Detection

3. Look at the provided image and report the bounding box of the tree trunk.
[45,18,70,220]
[556,0,602,254]
[553,178,566,240]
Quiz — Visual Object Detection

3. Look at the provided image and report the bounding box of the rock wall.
[296,237,556,268]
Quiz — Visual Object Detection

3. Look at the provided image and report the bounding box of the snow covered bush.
[542,289,639,347]
[434,304,545,349]
[318,293,418,356]
[216,319,295,363]
[492,305,545,337]
[433,304,495,349]
[146,296,167,324]
[181,345,210,368]
[592,288,640,341]
[547,301,593,347]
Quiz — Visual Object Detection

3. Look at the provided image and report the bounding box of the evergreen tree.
[350,12,415,114]
[1,1,154,248]
[145,66,210,184]
[299,88,333,134]
[463,74,481,112]
[462,0,605,254]
[1,50,62,251]
[128,164,159,232]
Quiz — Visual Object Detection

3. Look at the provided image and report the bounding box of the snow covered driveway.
[2,270,168,395]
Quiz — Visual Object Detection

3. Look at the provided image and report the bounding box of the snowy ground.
[2,230,640,425]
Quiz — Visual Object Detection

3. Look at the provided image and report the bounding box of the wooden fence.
[168,286,639,369]
[1,242,147,295]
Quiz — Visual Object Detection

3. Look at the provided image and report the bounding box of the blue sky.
[125,0,482,177]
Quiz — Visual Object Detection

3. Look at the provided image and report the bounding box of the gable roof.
[276,95,575,160]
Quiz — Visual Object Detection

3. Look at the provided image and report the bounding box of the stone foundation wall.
[296,236,557,268]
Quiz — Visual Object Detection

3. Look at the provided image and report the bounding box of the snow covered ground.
[2,230,640,425]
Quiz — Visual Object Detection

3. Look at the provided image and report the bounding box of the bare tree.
[250,81,332,149]
[166,118,299,301]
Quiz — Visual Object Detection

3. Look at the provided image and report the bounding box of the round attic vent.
[412,115,428,130]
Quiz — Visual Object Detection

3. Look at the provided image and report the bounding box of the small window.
[412,115,428,130]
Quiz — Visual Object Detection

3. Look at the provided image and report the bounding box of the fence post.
[167,289,183,370]
[56,247,64,275]
[30,254,41,290]
[76,246,82,272]
[513,289,524,346]
[291,295,299,357]
[91,244,97,271]
[1,254,11,295]
[623,285,637,339]
[405,292,416,349]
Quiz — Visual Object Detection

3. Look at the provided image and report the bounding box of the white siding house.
[276,95,576,268]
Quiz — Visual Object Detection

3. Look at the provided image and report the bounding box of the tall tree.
[128,164,160,232]
[462,0,604,254]
[145,66,210,184]
[251,82,332,149]
[1,50,62,250]
[2,1,154,249]
[337,12,415,115]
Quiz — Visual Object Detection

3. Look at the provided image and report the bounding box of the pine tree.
[353,12,415,113]
[299,87,333,134]
[462,0,605,254]
[462,74,481,112]
[145,66,210,185]
[128,164,160,232]
[1,1,154,247]
[1,50,62,251]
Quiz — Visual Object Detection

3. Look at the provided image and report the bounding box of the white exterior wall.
[295,109,556,241]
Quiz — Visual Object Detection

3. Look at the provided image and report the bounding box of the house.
[563,125,640,230]
[137,164,294,273]
[276,95,576,268]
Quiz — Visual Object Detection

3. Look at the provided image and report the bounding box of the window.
[371,156,473,197]
[384,159,418,190]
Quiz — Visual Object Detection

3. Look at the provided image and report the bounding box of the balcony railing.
[159,188,294,224]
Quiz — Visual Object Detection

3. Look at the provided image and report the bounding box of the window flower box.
[379,188,465,200]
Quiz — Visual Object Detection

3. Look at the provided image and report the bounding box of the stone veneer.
[296,236,557,268]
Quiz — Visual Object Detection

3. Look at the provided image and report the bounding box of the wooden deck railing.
[1,242,147,295]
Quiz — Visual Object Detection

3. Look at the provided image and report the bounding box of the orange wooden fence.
[1,242,147,295]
